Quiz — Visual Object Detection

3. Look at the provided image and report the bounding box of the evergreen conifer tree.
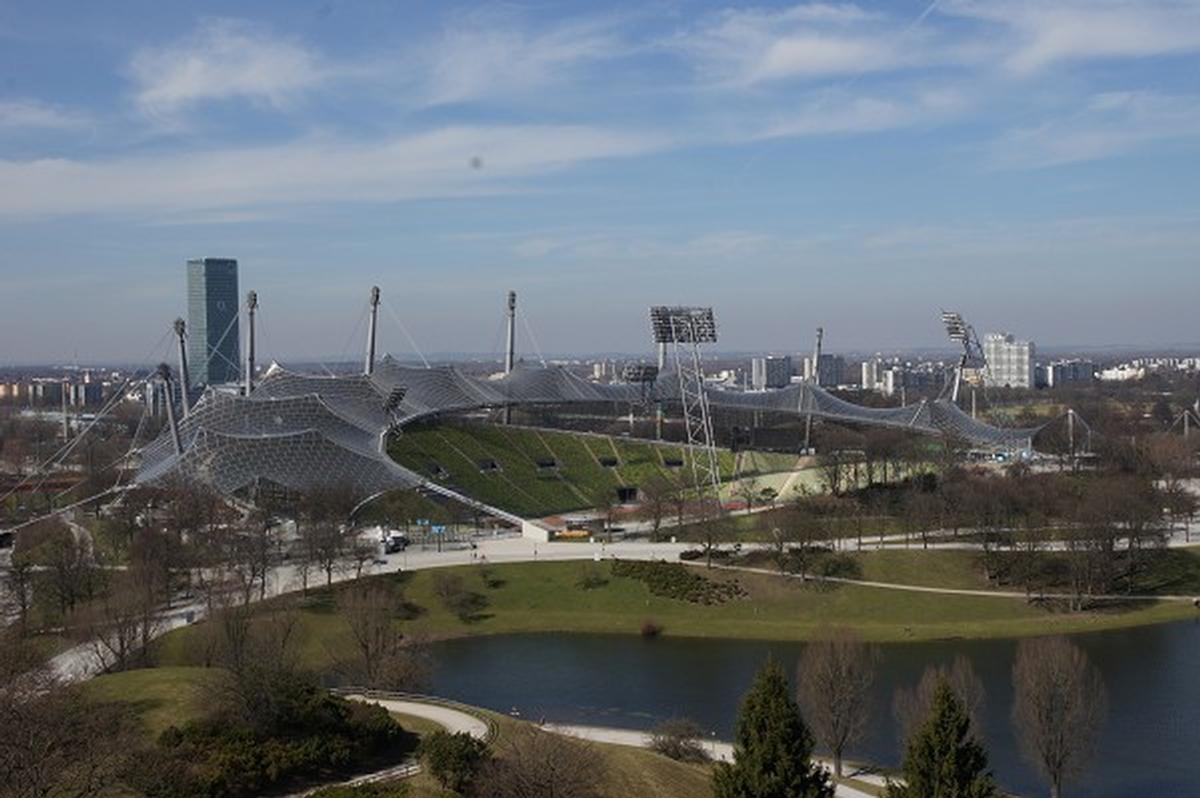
[887,679,998,798]
[713,659,834,798]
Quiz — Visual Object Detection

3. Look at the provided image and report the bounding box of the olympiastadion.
[136,289,1043,513]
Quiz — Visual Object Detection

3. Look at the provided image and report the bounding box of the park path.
[543,722,882,798]
[702,560,1200,604]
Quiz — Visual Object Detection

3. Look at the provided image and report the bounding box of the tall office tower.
[983,332,1035,389]
[187,258,241,387]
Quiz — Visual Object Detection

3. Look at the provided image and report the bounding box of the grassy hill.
[388,421,795,517]
[84,666,714,798]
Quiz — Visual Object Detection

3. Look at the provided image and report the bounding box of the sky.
[1,0,1199,365]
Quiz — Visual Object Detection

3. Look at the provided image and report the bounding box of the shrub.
[649,718,710,762]
[576,564,608,590]
[612,559,746,605]
[640,620,663,638]
[420,731,490,793]
[432,572,489,622]
[816,553,862,580]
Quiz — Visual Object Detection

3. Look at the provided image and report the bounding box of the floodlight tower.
[173,319,192,418]
[941,310,983,404]
[650,306,721,507]
[365,286,381,376]
[244,290,257,395]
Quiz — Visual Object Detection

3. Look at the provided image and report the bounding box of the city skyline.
[2,1,1200,363]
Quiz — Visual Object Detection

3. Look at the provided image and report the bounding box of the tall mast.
[158,364,183,456]
[364,286,380,376]
[504,290,517,374]
[173,318,191,418]
[244,291,257,395]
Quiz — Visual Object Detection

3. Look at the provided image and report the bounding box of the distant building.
[751,355,792,390]
[983,332,1035,389]
[803,354,844,387]
[1046,359,1096,388]
[861,358,881,391]
[187,257,241,387]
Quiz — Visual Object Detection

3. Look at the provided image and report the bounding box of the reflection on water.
[429,620,1200,798]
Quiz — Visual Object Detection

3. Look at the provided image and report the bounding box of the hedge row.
[611,559,746,605]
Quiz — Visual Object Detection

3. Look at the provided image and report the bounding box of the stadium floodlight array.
[650,306,717,344]
[621,364,660,383]
[942,310,970,344]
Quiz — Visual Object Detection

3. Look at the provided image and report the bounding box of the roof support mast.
[504,290,517,375]
[244,290,257,395]
[173,318,191,418]
[158,364,183,456]
[364,286,380,376]
[803,326,823,454]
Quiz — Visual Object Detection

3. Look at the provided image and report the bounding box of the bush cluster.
[612,559,746,605]
[146,677,404,797]
[679,548,733,562]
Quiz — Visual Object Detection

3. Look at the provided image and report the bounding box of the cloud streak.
[0,124,669,217]
[128,18,337,118]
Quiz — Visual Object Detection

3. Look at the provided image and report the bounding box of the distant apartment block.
[1046,359,1096,388]
[751,355,792,390]
[803,353,845,387]
[983,332,1035,389]
[187,258,241,387]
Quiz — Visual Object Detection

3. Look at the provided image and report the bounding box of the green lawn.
[400,711,714,798]
[155,560,1198,673]
[82,666,224,737]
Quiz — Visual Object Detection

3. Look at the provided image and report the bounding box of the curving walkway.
[543,722,882,798]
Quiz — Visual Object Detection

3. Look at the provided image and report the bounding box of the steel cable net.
[137,355,1044,500]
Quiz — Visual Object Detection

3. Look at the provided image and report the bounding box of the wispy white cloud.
[987,90,1200,168]
[422,13,625,106]
[754,84,970,138]
[0,99,89,129]
[943,0,1200,74]
[128,18,337,118]
[0,124,668,217]
[667,3,943,86]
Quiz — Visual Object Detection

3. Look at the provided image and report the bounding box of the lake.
[428,619,1200,797]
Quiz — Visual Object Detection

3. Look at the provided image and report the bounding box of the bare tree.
[0,635,134,797]
[2,545,36,636]
[735,474,761,512]
[301,520,348,587]
[1012,637,1107,798]
[796,628,875,777]
[638,475,672,542]
[476,729,605,798]
[339,582,407,688]
[81,569,161,673]
[894,655,986,743]
[23,517,94,619]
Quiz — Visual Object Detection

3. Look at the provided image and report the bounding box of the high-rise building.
[187,258,240,387]
[983,332,1035,389]
[751,355,792,390]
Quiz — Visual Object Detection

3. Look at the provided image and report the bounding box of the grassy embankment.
[387,421,801,517]
[155,553,1200,671]
[83,667,713,798]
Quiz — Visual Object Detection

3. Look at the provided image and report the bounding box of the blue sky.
[2,1,1199,364]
